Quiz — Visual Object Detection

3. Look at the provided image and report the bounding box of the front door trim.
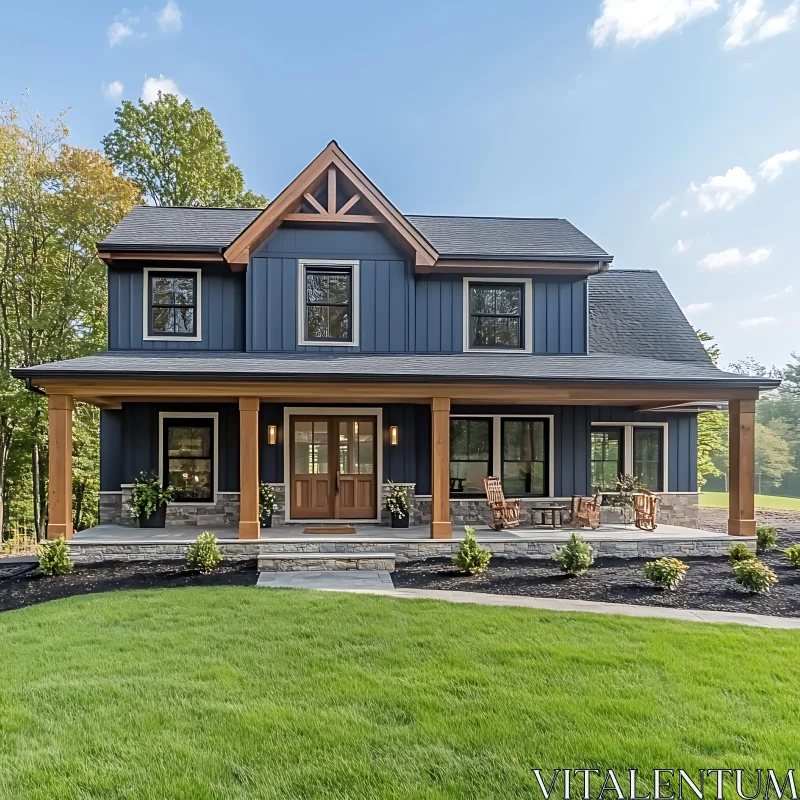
[283,406,383,523]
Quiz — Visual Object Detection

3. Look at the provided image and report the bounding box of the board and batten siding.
[108,265,246,351]
[248,227,414,353]
[416,276,588,354]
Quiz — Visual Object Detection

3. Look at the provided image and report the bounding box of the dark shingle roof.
[589,270,712,363]
[406,216,610,261]
[98,206,261,252]
[99,206,611,262]
[13,350,774,388]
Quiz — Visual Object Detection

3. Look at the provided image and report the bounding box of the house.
[13,142,778,542]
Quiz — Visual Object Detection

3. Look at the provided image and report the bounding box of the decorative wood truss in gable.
[224,141,438,269]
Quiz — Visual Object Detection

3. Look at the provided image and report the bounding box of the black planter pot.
[391,511,410,528]
[260,514,273,529]
[139,504,167,529]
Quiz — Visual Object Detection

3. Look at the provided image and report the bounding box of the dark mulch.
[394,530,800,617]
[0,559,259,614]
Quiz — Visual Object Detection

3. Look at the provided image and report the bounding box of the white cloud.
[141,75,185,103]
[689,166,756,212]
[684,302,713,313]
[740,316,778,326]
[759,149,800,181]
[724,0,797,48]
[698,246,772,269]
[108,20,134,46]
[673,238,693,253]
[590,0,720,46]
[651,197,675,219]
[680,209,689,218]
[762,284,793,301]
[157,0,182,32]
[102,80,124,99]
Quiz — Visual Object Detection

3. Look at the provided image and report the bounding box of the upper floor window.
[462,278,533,353]
[298,260,360,346]
[144,268,201,341]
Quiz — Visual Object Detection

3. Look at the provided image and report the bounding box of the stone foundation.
[98,492,123,524]
[67,530,743,564]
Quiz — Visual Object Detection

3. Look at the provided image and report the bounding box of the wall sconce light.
[389,425,399,446]
[268,425,277,445]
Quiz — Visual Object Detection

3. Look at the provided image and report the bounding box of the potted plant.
[130,471,174,528]
[386,482,411,528]
[603,474,644,525]
[260,483,278,528]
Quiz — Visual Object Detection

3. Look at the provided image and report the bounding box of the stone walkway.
[256,570,800,629]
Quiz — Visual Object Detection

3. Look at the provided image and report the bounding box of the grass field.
[1,587,799,798]
[701,491,800,511]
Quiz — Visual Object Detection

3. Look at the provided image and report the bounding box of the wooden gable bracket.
[224,142,439,270]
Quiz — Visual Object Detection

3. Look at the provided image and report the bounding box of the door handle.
[335,470,340,494]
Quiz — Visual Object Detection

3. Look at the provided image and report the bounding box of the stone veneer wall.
[415,493,700,530]
[100,484,287,527]
[67,532,746,564]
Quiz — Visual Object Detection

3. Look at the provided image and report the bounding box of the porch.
[32,372,762,543]
[67,520,747,564]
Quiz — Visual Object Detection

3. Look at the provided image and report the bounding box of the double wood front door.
[289,415,377,520]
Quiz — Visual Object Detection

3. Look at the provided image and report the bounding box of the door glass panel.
[294,420,328,474]
[337,419,375,475]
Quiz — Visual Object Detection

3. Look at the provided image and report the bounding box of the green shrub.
[756,523,778,551]
[553,532,594,576]
[130,471,174,519]
[785,544,800,567]
[186,532,223,574]
[732,558,778,595]
[453,526,491,575]
[38,537,73,577]
[643,557,688,591]
[729,543,755,563]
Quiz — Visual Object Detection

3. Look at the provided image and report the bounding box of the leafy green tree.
[695,330,727,488]
[0,97,139,536]
[102,93,267,208]
[755,420,795,488]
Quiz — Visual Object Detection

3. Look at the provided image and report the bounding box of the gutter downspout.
[24,378,47,397]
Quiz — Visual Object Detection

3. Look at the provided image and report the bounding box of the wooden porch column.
[430,396,452,539]
[239,397,260,540]
[728,398,756,537]
[47,394,74,540]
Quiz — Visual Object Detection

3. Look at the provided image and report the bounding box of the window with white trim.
[591,423,666,493]
[298,260,359,346]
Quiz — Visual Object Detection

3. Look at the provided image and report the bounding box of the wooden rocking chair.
[570,494,602,529]
[633,490,659,531]
[483,477,521,530]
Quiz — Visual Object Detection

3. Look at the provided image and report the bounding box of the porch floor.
[73,522,736,544]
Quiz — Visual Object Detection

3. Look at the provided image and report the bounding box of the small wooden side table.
[532,504,565,529]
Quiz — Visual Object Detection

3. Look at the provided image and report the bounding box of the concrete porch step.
[257,552,396,572]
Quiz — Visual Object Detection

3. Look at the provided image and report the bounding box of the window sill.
[463,347,532,355]
[298,339,357,347]
[144,335,202,342]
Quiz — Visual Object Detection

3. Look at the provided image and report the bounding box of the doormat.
[303,525,357,535]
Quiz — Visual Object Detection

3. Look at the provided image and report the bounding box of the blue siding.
[108,265,246,351]
[249,227,413,353]
[416,276,587,354]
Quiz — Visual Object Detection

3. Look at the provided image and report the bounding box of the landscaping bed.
[0,559,258,613]
[394,530,800,617]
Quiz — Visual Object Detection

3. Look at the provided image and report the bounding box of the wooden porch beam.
[282,213,382,224]
[239,397,260,540]
[728,398,756,536]
[430,397,452,539]
[47,394,74,540]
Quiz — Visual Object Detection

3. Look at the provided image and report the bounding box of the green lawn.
[1,588,799,798]
[701,491,800,511]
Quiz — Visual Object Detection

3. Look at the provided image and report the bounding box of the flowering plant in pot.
[260,483,278,528]
[130,472,174,528]
[386,482,410,528]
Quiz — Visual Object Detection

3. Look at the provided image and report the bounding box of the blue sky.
[2,0,799,369]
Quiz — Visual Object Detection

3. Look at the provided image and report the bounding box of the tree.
[755,420,795,488]
[102,93,267,208]
[0,97,139,536]
[695,330,728,488]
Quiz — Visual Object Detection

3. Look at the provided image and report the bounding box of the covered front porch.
[36,375,760,543]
